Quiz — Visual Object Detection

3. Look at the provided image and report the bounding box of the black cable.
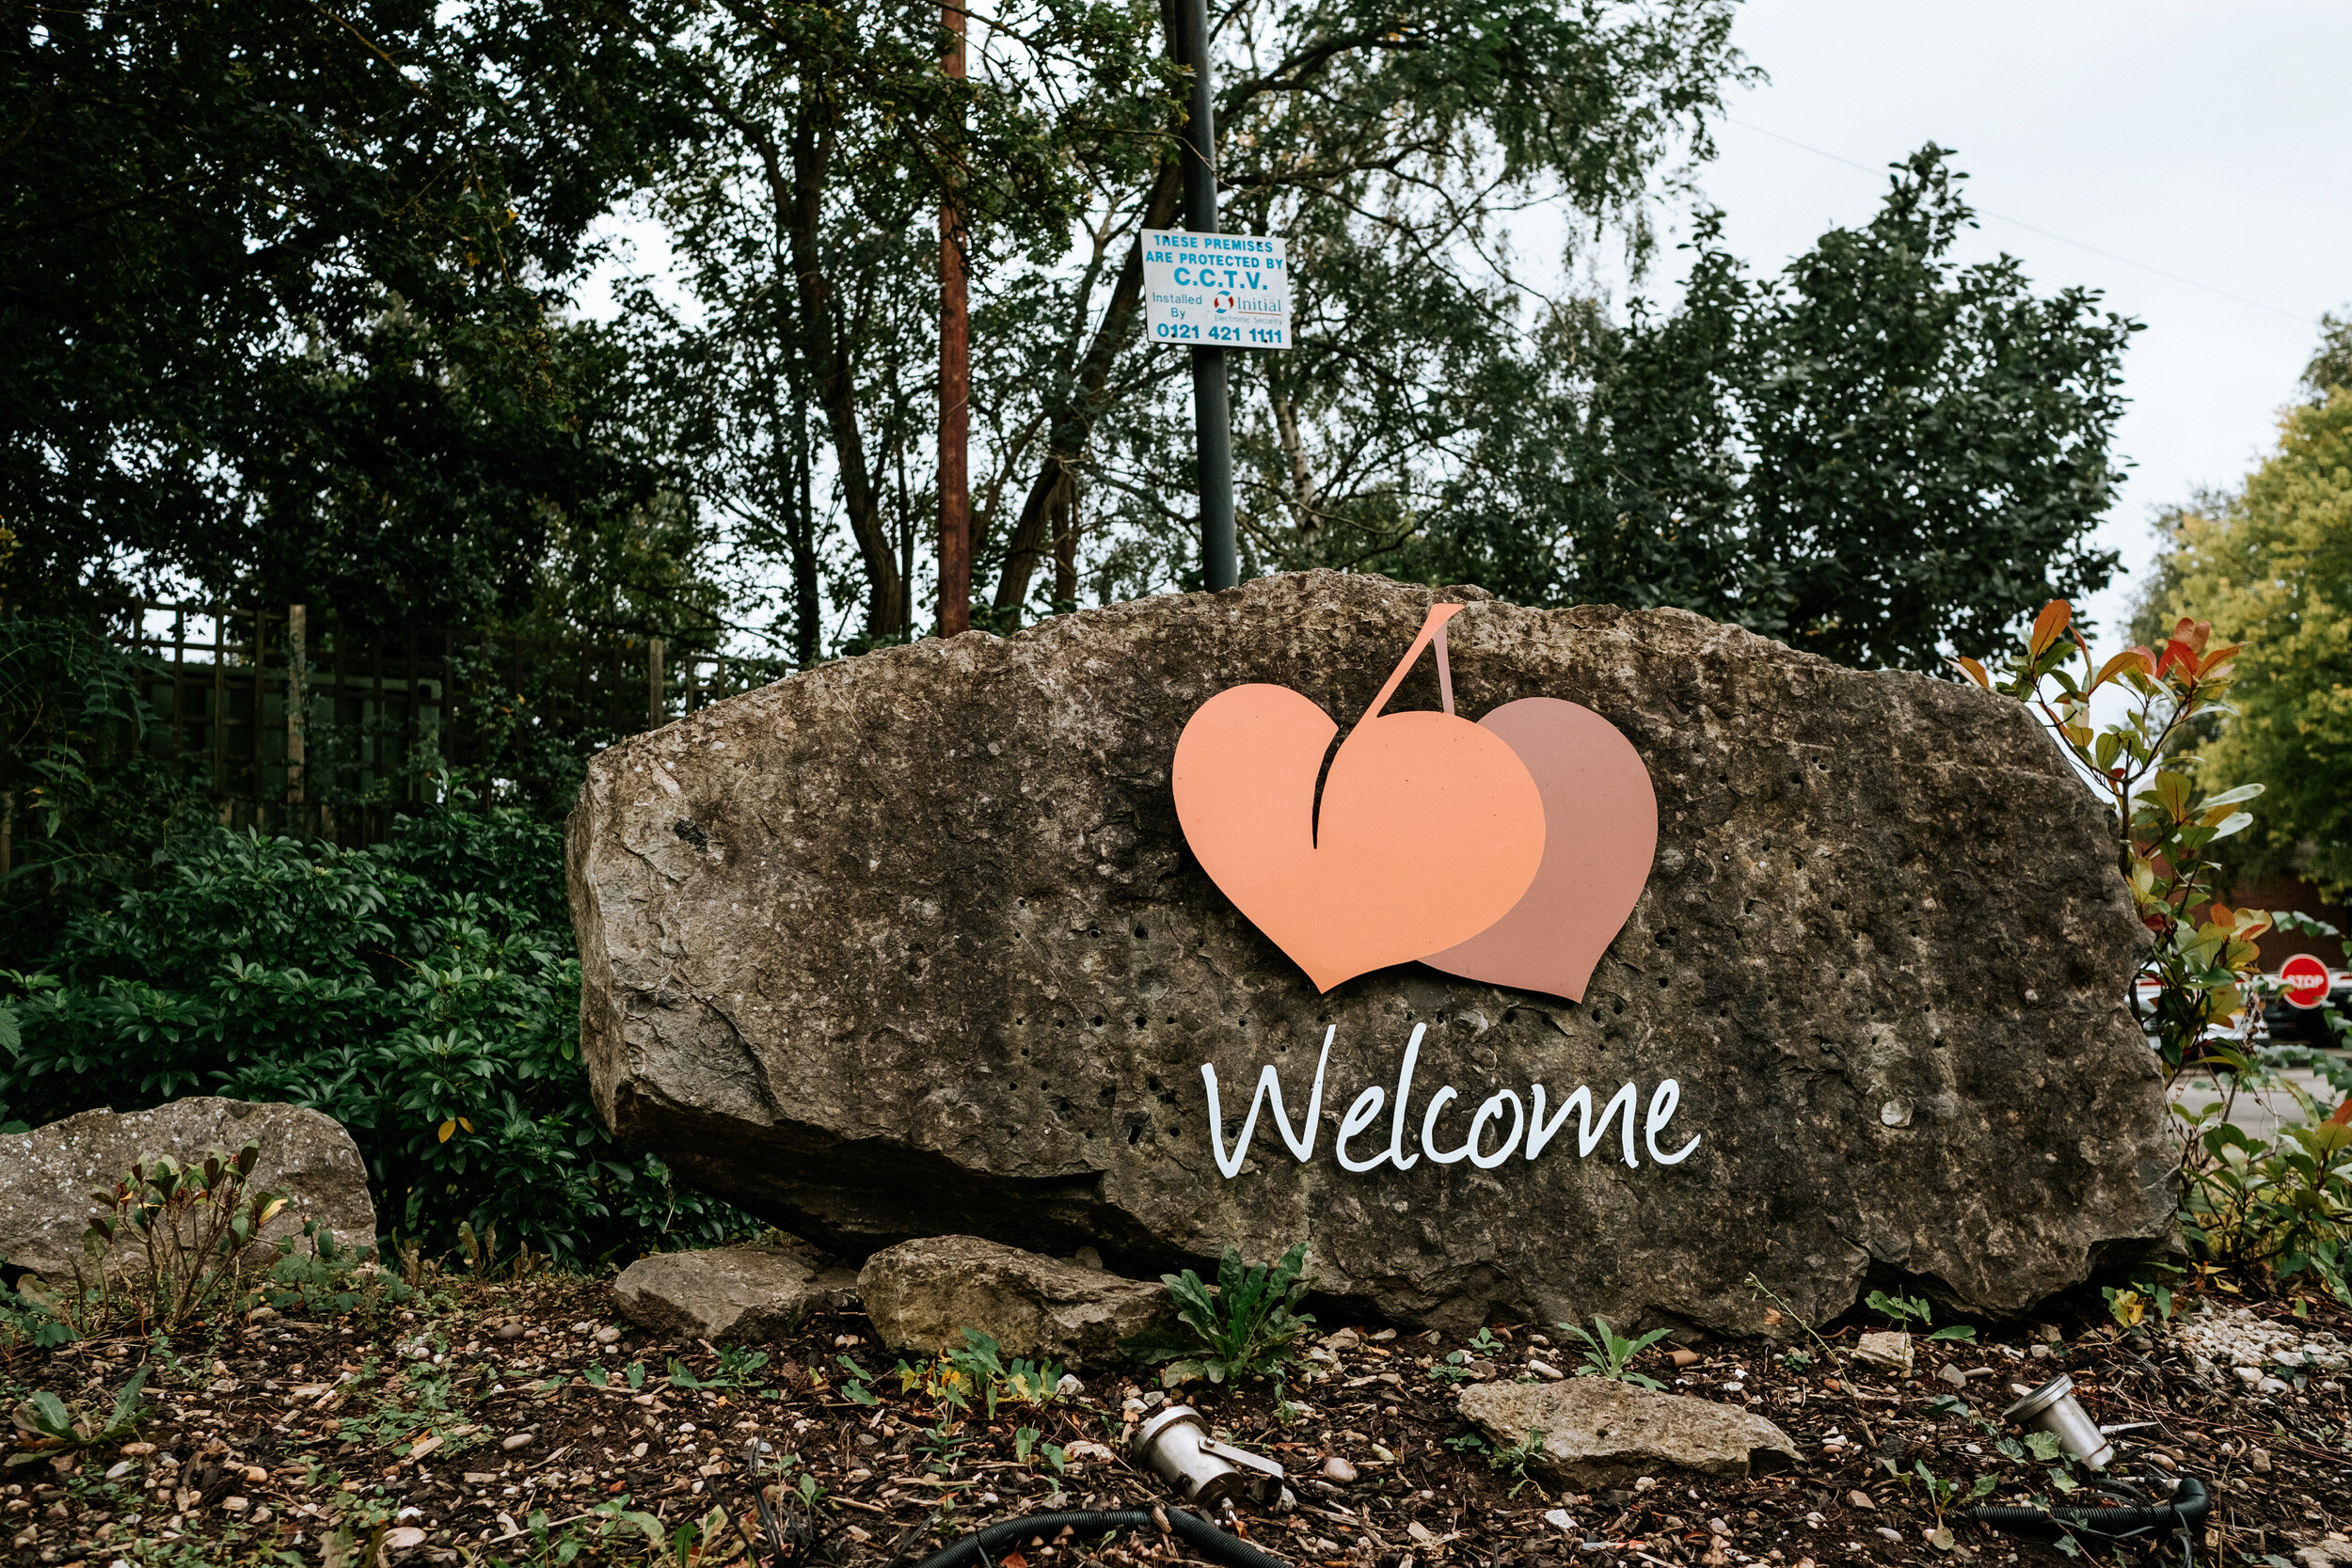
[912,1509,1293,1568]
[1969,1474,2211,1544]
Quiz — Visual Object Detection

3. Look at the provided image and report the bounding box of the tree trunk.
[779,93,903,640]
[1050,470,1078,608]
[790,364,820,667]
[988,158,1184,621]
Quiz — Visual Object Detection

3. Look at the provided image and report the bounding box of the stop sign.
[2280,952,2331,1009]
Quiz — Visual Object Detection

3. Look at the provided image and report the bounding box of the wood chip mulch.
[3,1276,2346,1567]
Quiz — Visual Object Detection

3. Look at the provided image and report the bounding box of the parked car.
[2260,964,2352,1047]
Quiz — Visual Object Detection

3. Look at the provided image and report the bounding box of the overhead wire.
[1722,116,2324,326]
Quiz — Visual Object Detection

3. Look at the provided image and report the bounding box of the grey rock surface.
[0,1099,376,1278]
[613,1242,857,1341]
[567,570,2171,1332]
[858,1234,1172,1365]
[1457,1379,1798,1486]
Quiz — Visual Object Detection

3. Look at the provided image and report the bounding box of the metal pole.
[938,0,973,634]
[1175,0,1236,592]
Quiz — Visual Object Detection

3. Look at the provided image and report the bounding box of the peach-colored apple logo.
[1171,604,1657,1001]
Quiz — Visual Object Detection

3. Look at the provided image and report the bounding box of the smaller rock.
[1457,1378,1796,1487]
[2031,1323,2062,1345]
[1874,1528,1902,1544]
[1935,1365,1968,1390]
[1323,1329,1361,1351]
[0,1099,378,1280]
[1527,1359,1565,1381]
[595,1326,622,1346]
[496,1322,526,1340]
[858,1235,1173,1365]
[1073,1246,1104,1271]
[1056,1373,1086,1398]
[1669,1349,1701,1369]
[1847,1489,1875,1511]
[386,1526,428,1550]
[615,1242,857,1342]
[2256,1376,2289,1396]
[2028,1343,2051,1359]
[1542,1510,1576,1534]
[1062,1441,1117,1464]
[1852,1332,1913,1376]
[2233,1365,2262,1386]
[1320,1456,1359,1484]
[501,1433,534,1451]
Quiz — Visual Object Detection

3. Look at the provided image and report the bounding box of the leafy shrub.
[1122,1242,1315,1383]
[1971,600,2352,1303]
[75,1142,294,1334]
[0,809,748,1269]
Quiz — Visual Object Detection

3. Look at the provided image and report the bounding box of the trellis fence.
[8,600,775,855]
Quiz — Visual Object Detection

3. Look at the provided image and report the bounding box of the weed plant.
[1121,1242,1314,1383]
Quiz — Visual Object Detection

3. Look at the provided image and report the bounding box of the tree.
[2149,338,2352,897]
[2,0,695,634]
[1418,148,2138,671]
[623,0,1171,645]
[977,0,1753,623]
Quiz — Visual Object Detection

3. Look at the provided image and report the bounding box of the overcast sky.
[1684,0,2351,659]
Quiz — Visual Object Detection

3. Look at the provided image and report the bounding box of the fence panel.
[24,601,788,856]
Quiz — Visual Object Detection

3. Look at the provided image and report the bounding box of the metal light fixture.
[1130,1406,1287,1507]
[2004,1373,2113,1470]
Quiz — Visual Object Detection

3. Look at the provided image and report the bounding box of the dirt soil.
[4,1278,2346,1568]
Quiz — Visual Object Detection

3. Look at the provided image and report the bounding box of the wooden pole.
[937,0,972,636]
[287,605,307,807]
[648,638,665,729]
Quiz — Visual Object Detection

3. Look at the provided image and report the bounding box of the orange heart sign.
[1172,605,1655,1000]
[1419,697,1658,1001]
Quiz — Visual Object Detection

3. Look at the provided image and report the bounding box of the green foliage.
[1981,595,2352,1301]
[1422,148,2134,672]
[1974,599,2264,1077]
[1557,1315,1672,1390]
[1445,1427,1545,1497]
[0,809,750,1269]
[0,618,211,945]
[7,1370,147,1465]
[942,1330,1065,1418]
[2146,379,2352,897]
[891,1331,1065,1418]
[4,0,697,631]
[72,1141,294,1334]
[1121,1242,1315,1385]
[1865,1290,1977,1342]
[2179,1093,2352,1302]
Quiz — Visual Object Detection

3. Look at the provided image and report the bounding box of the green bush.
[1,809,747,1269]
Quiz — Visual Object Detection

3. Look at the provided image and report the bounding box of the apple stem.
[1357,603,1467,729]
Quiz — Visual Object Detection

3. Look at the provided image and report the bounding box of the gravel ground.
[3,1277,2346,1568]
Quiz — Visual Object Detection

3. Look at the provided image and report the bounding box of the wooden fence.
[16,600,776,850]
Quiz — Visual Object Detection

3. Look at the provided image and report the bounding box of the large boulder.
[859,1235,1172,1366]
[1457,1378,1799,1486]
[566,571,2171,1333]
[0,1099,376,1279]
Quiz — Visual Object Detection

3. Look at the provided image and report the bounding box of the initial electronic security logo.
[1170,605,1698,1180]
